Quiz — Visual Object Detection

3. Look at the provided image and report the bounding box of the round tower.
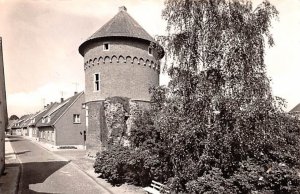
[79,6,164,103]
[79,6,164,153]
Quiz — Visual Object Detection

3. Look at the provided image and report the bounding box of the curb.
[69,162,114,194]
[16,149,23,194]
[15,165,20,194]
[3,137,21,194]
[26,137,114,194]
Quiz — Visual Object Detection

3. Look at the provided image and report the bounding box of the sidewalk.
[0,136,20,194]
[31,138,146,194]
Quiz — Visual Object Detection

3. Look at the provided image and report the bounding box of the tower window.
[148,47,153,56]
[94,73,100,91]
[103,43,109,51]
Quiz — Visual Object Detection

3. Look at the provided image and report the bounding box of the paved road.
[9,136,109,194]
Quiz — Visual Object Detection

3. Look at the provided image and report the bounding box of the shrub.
[94,145,154,186]
[94,146,131,185]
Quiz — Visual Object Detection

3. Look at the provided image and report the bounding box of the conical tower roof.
[79,6,155,56]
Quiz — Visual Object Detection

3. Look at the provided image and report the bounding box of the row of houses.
[8,92,86,149]
[5,6,164,154]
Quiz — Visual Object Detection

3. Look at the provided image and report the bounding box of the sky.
[0,0,300,117]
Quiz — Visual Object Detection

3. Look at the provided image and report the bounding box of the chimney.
[61,98,64,103]
[119,6,127,12]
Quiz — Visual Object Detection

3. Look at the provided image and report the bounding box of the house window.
[103,43,109,51]
[47,117,51,123]
[42,118,45,123]
[94,73,100,91]
[148,47,153,56]
[52,131,55,142]
[73,114,80,123]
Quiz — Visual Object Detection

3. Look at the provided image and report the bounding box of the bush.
[94,145,154,186]
[94,146,131,185]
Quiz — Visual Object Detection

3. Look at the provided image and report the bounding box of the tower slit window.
[103,43,109,51]
[94,73,100,91]
[148,47,153,56]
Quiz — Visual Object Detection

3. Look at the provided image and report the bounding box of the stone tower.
[79,6,164,153]
[0,37,8,175]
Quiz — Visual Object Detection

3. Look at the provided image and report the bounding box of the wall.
[11,129,17,135]
[83,39,160,103]
[85,100,151,155]
[0,37,7,175]
[55,93,85,146]
[85,101,103,156]
[22,127,29,136]
[38,127,55,145]
[32,127,39,140]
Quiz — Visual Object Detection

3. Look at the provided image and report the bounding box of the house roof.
[7,119,18,130]
[27,103,58,127]
[11,116,26,129]
[18,114,33,128]
[79,6,155,56]
[290,103,300,113]
[36,92,84,127]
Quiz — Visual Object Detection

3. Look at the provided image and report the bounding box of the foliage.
[94,146,132,185]
[94,0,300,193]
[9,115,19,120]
[94,145,156,186]
[104,96,130,147]
[94,109,173,186]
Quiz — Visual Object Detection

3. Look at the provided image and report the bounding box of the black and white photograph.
[1,0,300,193]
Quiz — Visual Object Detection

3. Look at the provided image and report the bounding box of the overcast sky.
[0,0,300,116]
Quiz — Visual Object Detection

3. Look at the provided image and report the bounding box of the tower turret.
[79,6,164,154]
[79,6,164,103]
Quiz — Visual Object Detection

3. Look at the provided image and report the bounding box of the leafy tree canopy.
[9,115,19,120]
[94,0,300,193]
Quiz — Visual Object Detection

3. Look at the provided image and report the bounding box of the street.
[9,136,109,194]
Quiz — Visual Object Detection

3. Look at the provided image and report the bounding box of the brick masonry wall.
[32,127,39,138]
[83,39,160,103]
[86,101,103,155]
[55,93,86,146]
[39,127,55,145]
[0,37,7,175]
[86,100,152,154]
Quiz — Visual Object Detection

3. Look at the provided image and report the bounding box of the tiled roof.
[19,114,33,128]
[79,6,155,56]
[7,120,17,130]
[36,92,84,127]
[27,103,57,127]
